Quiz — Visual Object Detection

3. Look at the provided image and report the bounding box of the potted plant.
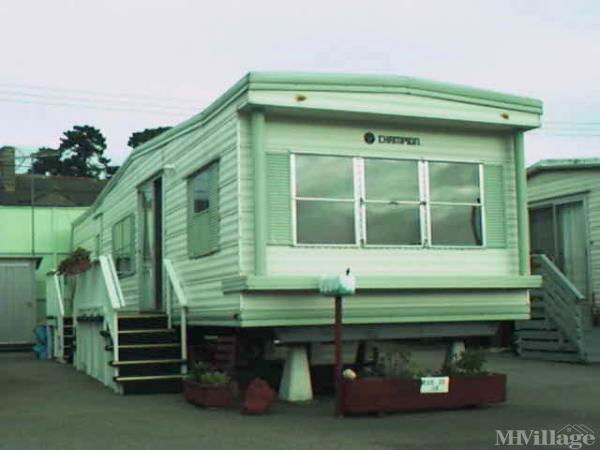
[182,362,235,408]
[342,349,506,415]
[57,247,92,275]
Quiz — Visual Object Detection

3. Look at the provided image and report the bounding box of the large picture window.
[293,154,484,248]
[112,214,135,277]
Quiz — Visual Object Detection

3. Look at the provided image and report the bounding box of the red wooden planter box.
[182,379,235,408]
[342,374,506,414]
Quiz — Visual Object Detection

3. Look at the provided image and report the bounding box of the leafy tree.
[32,125,113,179]
[127,126,171,149]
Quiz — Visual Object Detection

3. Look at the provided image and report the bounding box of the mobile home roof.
[74,72,543,226]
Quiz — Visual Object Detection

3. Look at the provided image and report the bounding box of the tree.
[127,126,171,149]
[32,125,113,179]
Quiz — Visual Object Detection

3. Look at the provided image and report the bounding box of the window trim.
[291,153,487,249]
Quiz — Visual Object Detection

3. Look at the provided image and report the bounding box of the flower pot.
[182,379,235,408]
[242,378,276,415]
[342,374,506,415]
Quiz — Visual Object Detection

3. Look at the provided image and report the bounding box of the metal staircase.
[107,313,186,395]
[516,254,600,363]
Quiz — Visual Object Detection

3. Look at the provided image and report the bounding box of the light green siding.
[240,290,530,327]
[485,164,507,248]
[528,169,600,304]
[0,206,85,321]
[73,101,243,317]
[266,153,293,245]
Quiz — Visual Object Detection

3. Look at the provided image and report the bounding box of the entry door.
[139,177,163,311]
[530,199,589,296]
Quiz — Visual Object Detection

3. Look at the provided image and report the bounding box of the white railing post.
[164,258,188,372]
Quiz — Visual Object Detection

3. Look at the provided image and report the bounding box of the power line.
[0,94,194,117]
[0,82,202,108]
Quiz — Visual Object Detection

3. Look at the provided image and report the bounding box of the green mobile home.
[61,73,543,395]
[516,159,600,363]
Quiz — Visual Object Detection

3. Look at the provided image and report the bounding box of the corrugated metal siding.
[73,102,242,315]
[528,169,600,302]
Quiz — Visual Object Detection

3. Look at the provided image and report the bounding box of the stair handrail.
[98,256,125,370]
[531,254,586,358]
[46,272,65,360]
[164,258,188,374]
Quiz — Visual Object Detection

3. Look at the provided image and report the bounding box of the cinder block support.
[279,345,313,402]
[445,340,466,366]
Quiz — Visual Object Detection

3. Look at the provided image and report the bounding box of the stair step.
[111,359,186,366]
[119,329,173,334]
[115,374,185,382]
[519,340,578,352]
[116,343,179,349]
[118,315,168,331]
[519,350,584,363]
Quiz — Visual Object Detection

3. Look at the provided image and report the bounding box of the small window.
[294,155,356,245]
[112,215,135,277]
[428,162,482,246]
[187,161,219,257]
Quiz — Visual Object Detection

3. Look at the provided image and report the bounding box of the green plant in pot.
[183,362,235,408]
[57,247,92,275]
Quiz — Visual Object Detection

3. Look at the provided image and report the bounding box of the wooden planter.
[182,379,235,408]
[342,374,506,414]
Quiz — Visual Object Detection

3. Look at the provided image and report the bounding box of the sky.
[1,0,599,167]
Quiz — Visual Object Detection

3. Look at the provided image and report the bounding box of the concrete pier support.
[445,340,466,367]
[278,345,313,402]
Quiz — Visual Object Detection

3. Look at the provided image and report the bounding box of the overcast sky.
[1,0,598,167]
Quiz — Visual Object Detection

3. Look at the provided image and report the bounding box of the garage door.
[0,259,37,345]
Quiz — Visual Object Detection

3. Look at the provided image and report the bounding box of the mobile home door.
[139,177,163,311]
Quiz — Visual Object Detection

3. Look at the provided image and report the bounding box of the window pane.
[530,207,556,260]
[365,159,419,201]
[191,169,210,213]
[366,204,421,245]
[296,155,354,199]
[429,162,480,203]
[430,205,483,246]
[296,200,355,244]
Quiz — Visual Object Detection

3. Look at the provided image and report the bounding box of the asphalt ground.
[1,351,599,450]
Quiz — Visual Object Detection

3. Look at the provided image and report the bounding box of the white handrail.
[99,256,125,310]
[164,258,188,373]
[46,272,66,360]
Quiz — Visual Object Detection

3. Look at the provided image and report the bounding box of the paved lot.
[1,351,599,450]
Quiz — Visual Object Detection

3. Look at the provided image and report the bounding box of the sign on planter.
[420,377,450,394]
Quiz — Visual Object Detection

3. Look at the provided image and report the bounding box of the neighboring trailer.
[70,73,543,393]
[519,159,600,363]
[528,159,600,301]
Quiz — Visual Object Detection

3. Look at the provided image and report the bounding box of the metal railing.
[164,258,188,374]
[531,254,586,357]
[46,272,65,360]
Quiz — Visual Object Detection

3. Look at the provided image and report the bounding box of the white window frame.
[291,153,486,249]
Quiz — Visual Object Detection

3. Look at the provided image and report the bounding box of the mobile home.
[517,159,600,363]
[59,73,543,395]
